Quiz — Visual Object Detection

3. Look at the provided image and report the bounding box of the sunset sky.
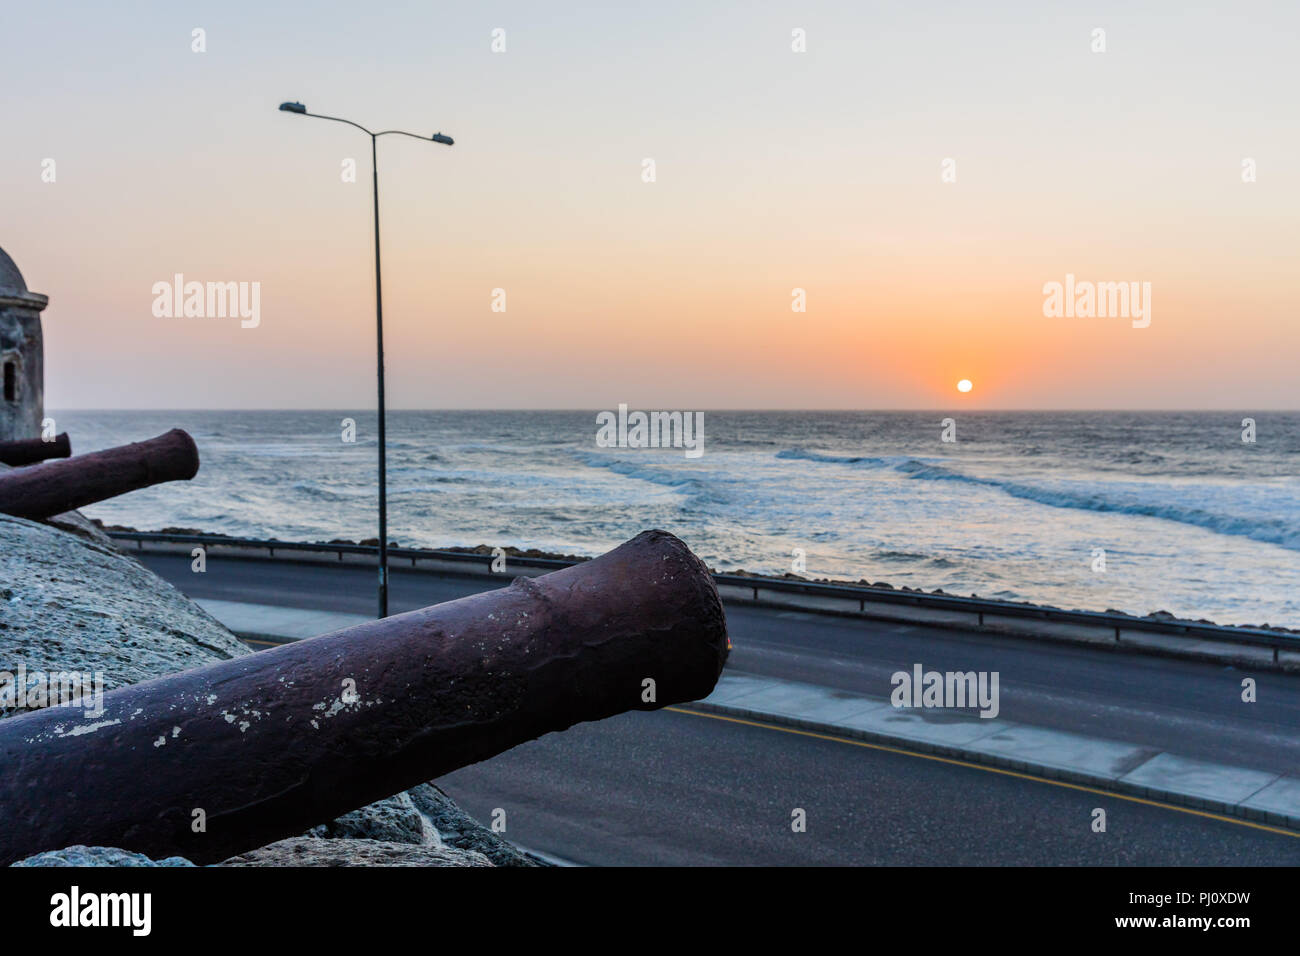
[4,1,1297,409]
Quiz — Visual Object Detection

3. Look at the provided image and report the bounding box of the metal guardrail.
[108,530,1300,660]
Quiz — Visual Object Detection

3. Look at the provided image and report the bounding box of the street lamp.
[278,101,454,619]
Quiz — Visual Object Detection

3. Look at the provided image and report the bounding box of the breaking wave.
[778,449,1300,551]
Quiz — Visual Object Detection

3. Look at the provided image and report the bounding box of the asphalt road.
[438,707,1300,866]
[137,552,1300,864]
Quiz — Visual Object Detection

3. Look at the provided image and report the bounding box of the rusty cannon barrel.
[0,428,198,521]
[0,529,728,865]
[0,432,72,467]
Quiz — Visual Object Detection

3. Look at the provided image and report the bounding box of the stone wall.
[0,298,46,442]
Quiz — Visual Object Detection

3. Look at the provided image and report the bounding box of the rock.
[308,792,432,845]
[216,837,491,867]
[0,512,250,709]
[12,845,194,867]
[44,510,117,547]
[407,784,544,867]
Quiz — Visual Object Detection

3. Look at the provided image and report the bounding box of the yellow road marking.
[241,637,286,648]
[666,705,1300,840]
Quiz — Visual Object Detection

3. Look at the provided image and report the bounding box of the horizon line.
[46,407,1300,414]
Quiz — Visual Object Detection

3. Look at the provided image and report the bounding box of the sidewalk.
[198,598,371,643]
[199,598,1300,834]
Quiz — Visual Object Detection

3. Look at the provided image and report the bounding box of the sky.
[4,0,1298,410]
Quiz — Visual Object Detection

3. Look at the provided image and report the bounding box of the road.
[139,552,1300,865]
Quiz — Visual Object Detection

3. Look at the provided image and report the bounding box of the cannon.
[0,428,198,521]
[0,432,71,467]
[0,529,729,865]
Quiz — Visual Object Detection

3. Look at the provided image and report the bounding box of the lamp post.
[278,101,453,618]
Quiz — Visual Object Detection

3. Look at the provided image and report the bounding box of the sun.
[957,379,973,393]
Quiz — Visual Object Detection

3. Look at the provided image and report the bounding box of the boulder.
[408,784,543,867]
[0,512,249,705]
[217,838,491,867]
[308,792,432,846]
[11,845,195,867]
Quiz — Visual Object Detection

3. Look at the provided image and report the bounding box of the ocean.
[52,409,1300,629]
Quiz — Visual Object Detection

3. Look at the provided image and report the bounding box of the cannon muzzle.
[0,428,198,521]
[0,432,72,467]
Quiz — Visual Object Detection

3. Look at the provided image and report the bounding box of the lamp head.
[279,101,307,114]
[431,132,454,146]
